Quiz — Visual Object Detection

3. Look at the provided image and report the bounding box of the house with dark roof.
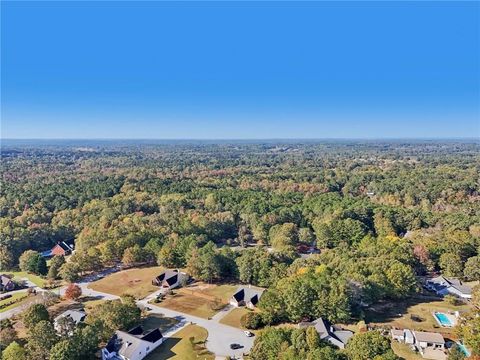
[425,276,472,299]
[0,275,15,292]
[42,241,74,258]
[230,286,265,309]
[298,317,354,349]
[151,269,186,290]
[102,325,163,360]
[54,309,86,334]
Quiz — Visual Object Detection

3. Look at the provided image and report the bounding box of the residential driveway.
[137,299,254,359]
[2,270,254,359]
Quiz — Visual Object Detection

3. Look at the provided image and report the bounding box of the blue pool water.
[434,312,453,326]
[456,343,471,357]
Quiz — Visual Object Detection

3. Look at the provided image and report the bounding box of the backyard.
[365,295,471,338]
[88,266,164,299]
[145,324,213,360]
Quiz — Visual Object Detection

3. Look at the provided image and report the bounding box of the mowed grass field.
[157,284,237,319]
[6,271,47,288]
[88,266,164,299]
[365,295,471,339]
[0,292,30,313]
[145,325,213,360]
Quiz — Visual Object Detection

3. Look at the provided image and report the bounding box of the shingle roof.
[112,326,163,359]
[391,329,404,337]
[413,331,445,344]
[0,275,13,287]
[54,310,86,324]
[232,286,265,303]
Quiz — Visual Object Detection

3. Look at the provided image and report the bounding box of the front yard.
[88,266,164,299]
[219,307,252,329]
[145,324,214,360]
[0,292,30,313]
[6,271,47,288]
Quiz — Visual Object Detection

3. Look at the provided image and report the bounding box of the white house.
[391,329,404,342]
[425,276,472,299]
[390,329,415,345]
[230,286,265,309]
[412,331,446,359]
[298,318,354,349]
[152,269,186,290]
[102,326,163,360]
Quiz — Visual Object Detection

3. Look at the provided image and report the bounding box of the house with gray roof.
[102,325,163,360]
[54,309,86,334]
[425,276,472,299]
[152,269,186,290]
[298,317,354,349]
[0,275,15,292]
[230,286,265,309]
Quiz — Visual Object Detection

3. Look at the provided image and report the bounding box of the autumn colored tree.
[64,283,82,300]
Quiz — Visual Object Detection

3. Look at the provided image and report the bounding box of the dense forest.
[1,140,479,359]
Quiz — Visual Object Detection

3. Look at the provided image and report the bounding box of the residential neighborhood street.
[2,277,254,359]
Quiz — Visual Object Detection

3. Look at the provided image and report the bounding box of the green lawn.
[145,325,213,360]
[88,266,164,299]
[0,292,31,313]
[6,271,47,288]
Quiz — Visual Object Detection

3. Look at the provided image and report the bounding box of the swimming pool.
[433,312,454,327]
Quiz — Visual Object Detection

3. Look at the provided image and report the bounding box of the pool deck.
[432,312,457,327]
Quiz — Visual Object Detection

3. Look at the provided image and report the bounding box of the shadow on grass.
[145,337,182,360]
[363,293,444,325]
[142,313,181,333]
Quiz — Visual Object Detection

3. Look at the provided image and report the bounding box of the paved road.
[2,269,255,359]
[137,298,254,359]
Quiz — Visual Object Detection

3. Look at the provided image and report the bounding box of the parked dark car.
[230,343,242,350]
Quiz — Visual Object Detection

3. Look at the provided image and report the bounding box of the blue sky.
[1,1,479,139]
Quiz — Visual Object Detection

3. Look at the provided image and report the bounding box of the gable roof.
[56,241,74,252]
[232,286,265,303]
[429,276,471,295]
[54,310,86,324]
[300,317,354,347]
[413,331,445,344]
[154,269,179,285]
[0,275,13,287]
[106,326,163,359]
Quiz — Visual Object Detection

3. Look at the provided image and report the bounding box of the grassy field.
[191,283,238,302]
[88,266,164,299]
[365,295,471,339]
[156,292,222,319]
[0,292,30,313]
[6,271,47,288]
[391,341,424,360]
[156,283,235,319]
[219,307,251,329]
[145,325,213,360]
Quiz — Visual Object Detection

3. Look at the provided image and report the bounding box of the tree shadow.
[363,293,445,325]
